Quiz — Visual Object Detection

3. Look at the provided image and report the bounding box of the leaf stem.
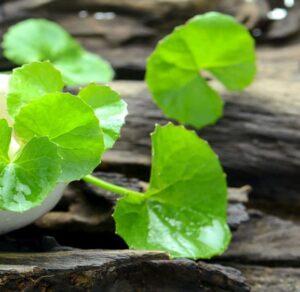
[83,174,145,203]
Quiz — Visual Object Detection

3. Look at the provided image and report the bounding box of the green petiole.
[83,174,145,203]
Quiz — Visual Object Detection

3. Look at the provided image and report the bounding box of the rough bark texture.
[7,0,220,18]
[3,209,300,291]
[220,211,300,266]
[0,250,250,291]
[235,265,300,292]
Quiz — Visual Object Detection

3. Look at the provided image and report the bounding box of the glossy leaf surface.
[79,83,127,150]
[146,12,256,128]
[114,124,231,259]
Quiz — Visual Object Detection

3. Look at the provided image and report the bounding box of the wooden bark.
[235,265,300,292]
[2,1,300,75]
[220,211,300,265]
[0,250,250,291]
[11,0,220,17]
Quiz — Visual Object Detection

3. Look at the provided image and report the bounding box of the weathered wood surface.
[2,0,300,75]
[0,250,250,291]
[5,0,220,18]
[220,211,300,266]
[3,0,297,73]
[6,0,283,38]
[235,265,300,292]
[223,212,300,291]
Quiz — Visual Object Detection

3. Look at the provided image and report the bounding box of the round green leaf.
[0,135,61,212]
[55,51,114,86]
[114,123,231,259]
[14,92,104,182]
[7,62,64,117]
[3,19,80,64]
[78,83,127,150]
[146,12,256,128]
[3,19,114,86]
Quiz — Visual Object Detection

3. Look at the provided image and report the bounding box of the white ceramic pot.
[0,184,65,235]
[0,74,66,235]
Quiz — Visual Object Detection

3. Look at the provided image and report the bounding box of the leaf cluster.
[2,19,114,86]
[0,62,126,211]
[0,12,256,259]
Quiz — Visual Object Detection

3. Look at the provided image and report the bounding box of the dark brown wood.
[235,265,300,292]
[0,250,250,291]
[220,211,300,266]
[7,207,300,291]
[12,0,220,18]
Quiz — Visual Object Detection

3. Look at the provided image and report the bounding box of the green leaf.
[3,19,114,86]
[55,51,114,86]
[114,123,231,259]
[0,119,12,161]
[2,19,80,64]
[0,135,61,212]
[7,62,64,117]
[146,12,256,128]
[14,92,104,182]
[78,83,127,150]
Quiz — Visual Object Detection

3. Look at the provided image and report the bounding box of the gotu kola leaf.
[0,119,61,212]
[114,123,231,259]
[2,19,114,86]
[7,61,64,117]
[14,92,104,182]
[55,51,114,87]
[78,83,128,150]
[146,12,256,128]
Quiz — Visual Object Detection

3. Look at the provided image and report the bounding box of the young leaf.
[14,92,104,182]
[78,83,128,150]
[0,128,61,212]
[7,62,64,117]
[114,123,231,259]
[3,19,114,86]
[146,12,256,128]
[55,51,114,86]
[2,19,80,64]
